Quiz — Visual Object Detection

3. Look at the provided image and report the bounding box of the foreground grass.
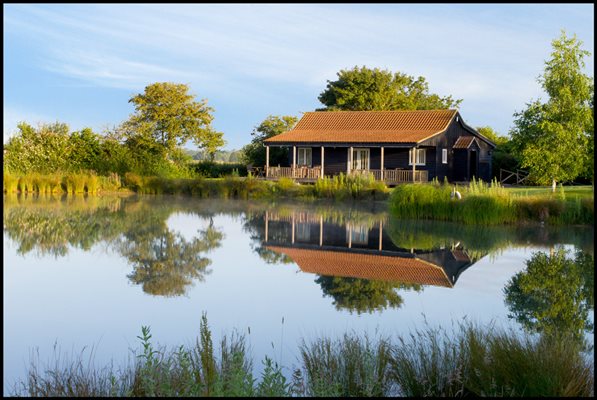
[10,317,593,397]
[390,179,594,225]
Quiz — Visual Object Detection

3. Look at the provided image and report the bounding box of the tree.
[318,66,462,111]
[4,122,71,173]
[509,31,593,191]
[241,115,298,167]
[122,82,218,159]
[200,128,226,162]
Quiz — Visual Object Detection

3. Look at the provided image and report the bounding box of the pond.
[3,194,594,394]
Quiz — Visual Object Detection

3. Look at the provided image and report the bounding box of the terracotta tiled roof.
[266,245,452,287]
[453,136,476,149]
[264,110,458,144]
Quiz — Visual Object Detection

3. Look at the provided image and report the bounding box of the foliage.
[318,66,462,111]
[3,122,71,174]
[240,115,298,168]
[313,172,388,200]
[474,126,508,146]
[121,82,217,158]
[509,31,593,189]
[504,248,594,342]
[191,161,248,178]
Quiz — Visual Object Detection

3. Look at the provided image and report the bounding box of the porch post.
[265,211,269,242]
[380,146,385,181]
[321,146,325,179]
[292,146,296,178]
[412,146,416,182]
[291,212,295,244]
[319,215,323,246]
[265,145,270,178]
[378,220,383,251]
[348,146,353,175]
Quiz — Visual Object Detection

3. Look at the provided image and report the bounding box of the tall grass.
[390,179,593,225]
[390,322,594,397]
[314,172,388,200]
[11,317,592,397]
[297,332,393,396]
[4,170,19,193]
[4,171,124,194]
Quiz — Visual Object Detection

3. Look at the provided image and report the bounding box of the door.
[469,149,478,180]
[351,148,370,170]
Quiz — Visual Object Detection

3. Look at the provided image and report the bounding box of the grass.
[4,171,128,195]
[9,317,594,397]
[389,179,594,225]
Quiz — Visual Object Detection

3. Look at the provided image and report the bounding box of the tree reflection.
[3,194,225,297]
[503,248,594,341]
[315,276,422,314]
[120,219,224,297]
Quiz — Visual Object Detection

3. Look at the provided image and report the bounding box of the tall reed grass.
[9,317,593,397]
[390,179,593,225]
[4,171,124,194]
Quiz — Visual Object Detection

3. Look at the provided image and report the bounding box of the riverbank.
[9,316,593,397]
[5,171,593,225]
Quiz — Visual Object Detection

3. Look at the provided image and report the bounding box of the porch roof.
[264,109,457,145]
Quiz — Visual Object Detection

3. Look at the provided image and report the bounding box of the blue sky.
[3,4,594,150]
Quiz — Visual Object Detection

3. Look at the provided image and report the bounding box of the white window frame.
[346,224,369,245]
[350,148,370,170]
[297,147,312,167]
[408,148,426,166]
[442,148,448,164]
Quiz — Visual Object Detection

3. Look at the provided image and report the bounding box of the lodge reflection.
[261,210,482,314]
[263,210,478,289]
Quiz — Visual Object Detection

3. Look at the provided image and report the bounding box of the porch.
[265,166,428,184]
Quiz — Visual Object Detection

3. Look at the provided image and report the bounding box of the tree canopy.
[317,66,462,111]
[241,115,298,167]
[509,31,593,189]
[122,82,218,159]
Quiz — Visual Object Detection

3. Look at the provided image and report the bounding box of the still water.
[3,194,594,393]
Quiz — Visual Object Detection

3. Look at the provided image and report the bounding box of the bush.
[192,161,248,178]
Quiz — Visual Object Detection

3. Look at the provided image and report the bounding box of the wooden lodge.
[263,109,496,184]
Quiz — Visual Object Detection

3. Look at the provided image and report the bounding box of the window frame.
[408,148,426,166]
[297,147,312,167]
[442,148,448,164]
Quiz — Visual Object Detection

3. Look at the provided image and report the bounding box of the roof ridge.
[303,109,457,113]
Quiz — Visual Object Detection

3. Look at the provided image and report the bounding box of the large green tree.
[241,115,298,167]
[122,82,218,159]
[509,31,593,191]
[475,126,520,179]
[318,66,462,111]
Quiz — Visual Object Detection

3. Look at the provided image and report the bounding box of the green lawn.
[505,185,594,198]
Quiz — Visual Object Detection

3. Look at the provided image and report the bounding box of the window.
[346,224,369,245]
[408,149,426,166]
[297,147,312,166]
[350,148,370,170]
[442,148,448,164]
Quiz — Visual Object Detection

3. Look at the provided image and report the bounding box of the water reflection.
[504,248,594,342]
[4,194,594,309]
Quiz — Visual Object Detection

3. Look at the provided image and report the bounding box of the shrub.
[192,161,248,178]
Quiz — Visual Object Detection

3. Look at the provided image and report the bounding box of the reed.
[9,317,593,397]
[390,181,593,225]
[390,322,594,397]
[4,170,20,193]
